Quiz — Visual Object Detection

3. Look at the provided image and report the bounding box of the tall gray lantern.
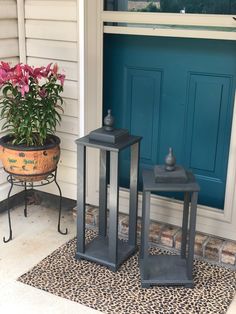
[75,110,142,271]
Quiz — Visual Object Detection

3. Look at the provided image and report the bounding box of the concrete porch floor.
[0,204,235,314]
[0,204,101,314]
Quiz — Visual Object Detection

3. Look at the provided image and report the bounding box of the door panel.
[119,67,162,188]
[126,67,161,163]
[187,74,231,172]
[103,34,236,208]
[188,79,221,172]
[185,73,232,207]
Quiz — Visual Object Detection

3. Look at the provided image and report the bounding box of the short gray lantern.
[75,110,142,271]
[140,148,200,288]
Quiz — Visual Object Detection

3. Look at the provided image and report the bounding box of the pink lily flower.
[0,68,8,84]
[24,64,34,76]
[0,61,65,96]
[15,64,22,77]
[44,63,52,76]
[20,84,29,97]
[0,61,11,72]
[33,66,45,80]
[57,74,65,86]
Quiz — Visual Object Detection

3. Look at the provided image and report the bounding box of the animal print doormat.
[18,230,236,314]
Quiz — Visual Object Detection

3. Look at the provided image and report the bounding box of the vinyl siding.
[0,0,19,202]
[25,0,79,199]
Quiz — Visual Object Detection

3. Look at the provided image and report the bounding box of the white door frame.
[80,0,236,241]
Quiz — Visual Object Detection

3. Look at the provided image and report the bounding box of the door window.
[104,0,236,14]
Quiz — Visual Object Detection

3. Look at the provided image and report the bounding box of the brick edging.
[73,206,236,269]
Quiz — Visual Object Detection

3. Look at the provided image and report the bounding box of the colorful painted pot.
[0,134,60,182]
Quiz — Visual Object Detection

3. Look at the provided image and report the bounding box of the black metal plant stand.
[3,168,68,243]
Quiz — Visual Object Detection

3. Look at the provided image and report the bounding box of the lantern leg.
[109,151,119,269]
[3,176,14,243]
[128,142,140,247]
[77,144,86,254]
[187,192,198,280]
[99,150,108,237]
[181,192,190,258]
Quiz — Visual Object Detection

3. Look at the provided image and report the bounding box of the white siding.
[0,0,79,201]
[25,0,77,21]
[0,0,19,202]
[25,0,79,199]
[0,0,17,19]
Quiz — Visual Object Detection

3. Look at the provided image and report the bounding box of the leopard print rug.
[18,230,236,314]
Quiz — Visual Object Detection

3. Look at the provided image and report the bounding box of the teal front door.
[103,34,236,209]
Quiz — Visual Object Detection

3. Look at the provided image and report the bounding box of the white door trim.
[81,0,236,241]
[104,25,236,41]
[101,11,235,28]
[102,10,236,41]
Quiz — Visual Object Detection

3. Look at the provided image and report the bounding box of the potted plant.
[0,61,65,181]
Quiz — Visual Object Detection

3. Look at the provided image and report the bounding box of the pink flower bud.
[52,63,58,75]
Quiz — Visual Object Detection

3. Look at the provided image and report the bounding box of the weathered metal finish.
[128,142,140,247]
[109,151,119,265]
[89,127,129,144]
[77,144,86,254]
[104,109,114,131]
[76,134,141,152]
[76,133,142,271]
[140,188,146,259]
[181,192,190,258]
[141,191,151,281]
[99,150,108,237]
[165,147,176,171]
[187,191,198,279]
[140,168,199,288]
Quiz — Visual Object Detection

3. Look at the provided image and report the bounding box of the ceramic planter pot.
[0,134,60,182]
